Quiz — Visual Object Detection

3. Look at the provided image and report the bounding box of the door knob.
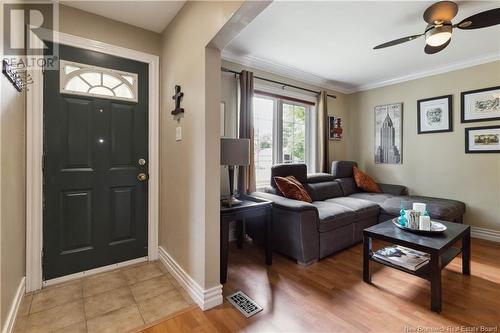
[137,173,148,182]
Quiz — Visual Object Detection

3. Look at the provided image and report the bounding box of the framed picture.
[461,86,500,123]
[220,102,225,137]
[328,116,342,140]
[417,95,452,134]
[374,103,402,164]
[465,125,500,153]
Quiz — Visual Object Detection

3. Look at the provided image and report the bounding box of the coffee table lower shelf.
[369,246,461,280]
[362,219,471,313]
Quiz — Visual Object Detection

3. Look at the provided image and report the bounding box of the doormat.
[226,290,263,318]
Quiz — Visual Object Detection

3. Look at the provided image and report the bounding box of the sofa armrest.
[252,192,317,213]
[378,183,408,196]
[251,191,319,265]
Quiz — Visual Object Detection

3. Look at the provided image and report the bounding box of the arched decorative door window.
[59,60,138,102]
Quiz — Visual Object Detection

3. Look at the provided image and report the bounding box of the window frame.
[253,91,315,188]
[59,60,138,102]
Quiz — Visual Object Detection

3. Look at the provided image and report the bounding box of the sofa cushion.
[331,161,357,178]
[382,196,466,222]
[325,197,380,220]
[306,181,344,201]
[307,173,335,183]
[274,176,312,203]
[270,164,307,190]
[349,192,396,204]
[336,178,360,196]
[311,201,357,232]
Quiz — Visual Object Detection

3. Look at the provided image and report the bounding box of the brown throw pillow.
[274,176,312,203]
[353,166,382,193]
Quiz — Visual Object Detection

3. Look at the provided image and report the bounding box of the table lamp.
[220,138,250,207]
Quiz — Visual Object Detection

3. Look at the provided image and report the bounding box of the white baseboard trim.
[1,277,26,333]
[158,246,223,311]
[471,227,500,243]
[43,256,148,288]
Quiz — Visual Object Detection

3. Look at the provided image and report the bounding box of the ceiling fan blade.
[373,34,423,49]
[423,1,458,23]
[424,38,451,54]
[455,8,500,29]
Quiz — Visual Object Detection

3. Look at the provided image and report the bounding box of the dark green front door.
[43,44,149,280]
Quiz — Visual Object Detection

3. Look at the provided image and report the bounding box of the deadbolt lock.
[138,158,146,166]
[137,173,147,182]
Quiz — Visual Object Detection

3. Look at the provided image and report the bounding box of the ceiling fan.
[373,1,500,54]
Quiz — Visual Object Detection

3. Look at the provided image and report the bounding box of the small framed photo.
[328,116,343,140]
[417,95,452,134]
[465,125,500,153]
[461,86,500,123]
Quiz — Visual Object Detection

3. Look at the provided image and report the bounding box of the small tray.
[392,218,447,235]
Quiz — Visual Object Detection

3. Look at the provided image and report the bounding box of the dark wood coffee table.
[363,219,471,313]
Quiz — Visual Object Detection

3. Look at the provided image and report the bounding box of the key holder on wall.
[2,60,33,92]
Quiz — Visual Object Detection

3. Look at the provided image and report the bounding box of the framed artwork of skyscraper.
[374,103,403,164]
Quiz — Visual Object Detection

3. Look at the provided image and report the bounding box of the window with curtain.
[253,92,314,188]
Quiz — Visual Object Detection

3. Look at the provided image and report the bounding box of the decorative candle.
[419,215,431,231]
[413,203,426,214]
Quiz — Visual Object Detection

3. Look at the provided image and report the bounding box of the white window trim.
[254,84,317,167]
[59,60,138,102]
[253,87,317,187]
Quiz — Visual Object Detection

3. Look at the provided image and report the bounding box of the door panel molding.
[26,32,159,292]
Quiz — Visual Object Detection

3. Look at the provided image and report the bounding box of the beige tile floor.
[13,261,195,333]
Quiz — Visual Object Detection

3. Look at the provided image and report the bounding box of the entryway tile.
[122,262,164,285]
[136,289,190,324]
[25,299,85,333]
[53,321,87,333]
[12,315,27,333]
[83,271,128,298]
[84,286,135,319]
[30,280,82,314]
[130,274,175,302]
[86,304,144,333]
[17,294,33,317]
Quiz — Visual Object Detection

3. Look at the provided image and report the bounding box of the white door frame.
[26,32,160,292]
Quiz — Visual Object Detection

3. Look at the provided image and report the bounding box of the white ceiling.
[223,1,500,93]
[61,1,186,33]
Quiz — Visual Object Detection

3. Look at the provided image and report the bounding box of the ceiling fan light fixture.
[425,24,452,47]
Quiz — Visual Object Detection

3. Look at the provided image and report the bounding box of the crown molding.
[222,50,500,95]
[355,52,500,92]
[221,50,355,94]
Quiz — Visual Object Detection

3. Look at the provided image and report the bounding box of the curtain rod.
[221,67,336,99]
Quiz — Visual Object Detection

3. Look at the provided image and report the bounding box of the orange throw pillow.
[353,166,382,193]
[274,176,312,203]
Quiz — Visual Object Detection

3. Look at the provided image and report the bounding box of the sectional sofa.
[252,161,466,265]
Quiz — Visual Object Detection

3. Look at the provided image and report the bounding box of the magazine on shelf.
[373,245,430,271]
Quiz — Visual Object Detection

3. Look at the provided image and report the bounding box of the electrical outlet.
[176,126,182,141]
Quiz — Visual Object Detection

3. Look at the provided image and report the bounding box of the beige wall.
[59,5,162,56]
[0,77,26,329]
[349,61,500,231]
[159,1,243,289]
[220,60,350,196]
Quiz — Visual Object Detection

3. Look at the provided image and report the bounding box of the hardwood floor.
[142,238,500,333]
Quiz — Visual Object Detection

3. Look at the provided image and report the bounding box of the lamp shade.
[221,138,250,166]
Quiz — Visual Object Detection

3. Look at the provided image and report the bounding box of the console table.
[220,195,273,284]
[363,219,471,313]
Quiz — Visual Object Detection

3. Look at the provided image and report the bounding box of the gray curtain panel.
[237,70,256,194]
[316,90,329,173]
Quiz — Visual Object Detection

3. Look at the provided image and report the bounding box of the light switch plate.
[176,126,182,141]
